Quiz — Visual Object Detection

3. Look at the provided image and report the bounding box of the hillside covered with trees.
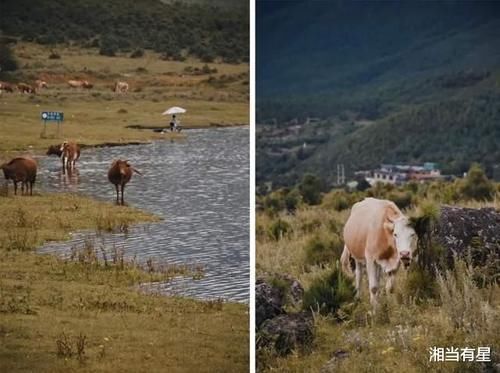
[0,0,248,63]
[256,1,500,187]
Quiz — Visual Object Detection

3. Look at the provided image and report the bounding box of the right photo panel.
[255,1,500,372]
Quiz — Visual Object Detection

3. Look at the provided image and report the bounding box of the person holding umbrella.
[170,114,177,132]
[163,106,186,132]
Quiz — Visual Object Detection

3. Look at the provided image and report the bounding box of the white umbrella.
[162,106,186,115]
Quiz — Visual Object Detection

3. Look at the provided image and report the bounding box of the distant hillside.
[0,0,248,63]
[256,0,500,186]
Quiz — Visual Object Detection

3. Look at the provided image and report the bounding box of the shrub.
[460,163,494,201]
[268,219,292,241]
[298,174,324,205]
[303,265,355,316]
[0,43,18,71]
[284,189,301,213]
[387,191,413,210]
[322,190,351,211]
[304,233,343,267]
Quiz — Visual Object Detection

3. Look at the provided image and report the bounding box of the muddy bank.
[126,122,248,130]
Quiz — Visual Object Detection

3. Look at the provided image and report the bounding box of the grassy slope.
[0,194,248,372]
[257,197,500,372]
[0,42,248,155]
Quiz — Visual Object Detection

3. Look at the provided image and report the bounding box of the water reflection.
[38,127,249,303]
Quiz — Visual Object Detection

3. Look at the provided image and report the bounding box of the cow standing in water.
[107,160,142,205]
[60,141,81,171]
[341,198,417,307]
[0,157,37,195]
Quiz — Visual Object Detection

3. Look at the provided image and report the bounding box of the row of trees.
[0,0,249,63]
[258,164,498,216]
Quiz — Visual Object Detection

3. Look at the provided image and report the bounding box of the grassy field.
[0,193,249,372]
[0,42,248,155]
[257,185,500,372]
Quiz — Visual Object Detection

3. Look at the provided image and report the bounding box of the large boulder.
[432,206,500,267]
[255,275,304,329]
[255,278,285,329]
[256,312,315,356]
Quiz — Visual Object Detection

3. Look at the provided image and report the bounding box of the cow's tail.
[340,245,354,279]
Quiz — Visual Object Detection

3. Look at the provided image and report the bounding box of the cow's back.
[343,198,398,260]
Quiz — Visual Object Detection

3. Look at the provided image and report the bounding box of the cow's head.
[47,145,63,157]
[385,217,417,268]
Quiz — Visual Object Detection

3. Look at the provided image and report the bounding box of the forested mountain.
[0,0,248,62]
[256,0,500,186]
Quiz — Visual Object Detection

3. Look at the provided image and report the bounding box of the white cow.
[340,197,417,307]
[114,81,129,93]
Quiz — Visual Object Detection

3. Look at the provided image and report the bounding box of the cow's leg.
[355,261,363,298]
[366,259,380,307]
[115,184,119,204]
[385,271,395,293]
[13,181,18,195]
[121,184,125,205]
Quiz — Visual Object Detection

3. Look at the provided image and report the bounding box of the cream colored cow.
[341,198,417,307]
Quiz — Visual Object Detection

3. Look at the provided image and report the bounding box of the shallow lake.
[38,127,249,303]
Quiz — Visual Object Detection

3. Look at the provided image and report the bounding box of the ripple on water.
[38,127,249,303]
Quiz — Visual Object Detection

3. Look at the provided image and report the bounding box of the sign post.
[40,111,64,138]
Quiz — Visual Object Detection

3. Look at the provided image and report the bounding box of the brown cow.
[60,141,81,170]
[17,83,36,94]
[0,157,37,195]
[0,81,15,93]
[107,160,142,205]
[341,198,417,307]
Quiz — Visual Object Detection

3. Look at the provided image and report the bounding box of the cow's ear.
[384,221,394,232]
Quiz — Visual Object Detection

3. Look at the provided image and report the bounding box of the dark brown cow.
[0,81,15,93]
[46,145,63,157]
[17,83,36,94]
[60,141,81,170]
[107,160,142,205]
[0,157,37,195]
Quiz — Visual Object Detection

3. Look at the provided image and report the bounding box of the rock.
[255,275,305,329]
[255,278,285,329]
[433,206,500,267]
[256,312,315,356]
[272,273,305,305]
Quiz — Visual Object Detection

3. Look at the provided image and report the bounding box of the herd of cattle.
[1,142,141,205]
[0,79,130,94]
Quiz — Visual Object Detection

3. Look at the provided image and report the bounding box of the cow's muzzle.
[400,251,411,268]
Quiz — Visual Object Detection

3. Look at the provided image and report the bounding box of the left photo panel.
[0,0,250,372]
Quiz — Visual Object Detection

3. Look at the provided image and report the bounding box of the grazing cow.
[67,80,93,89]
[341,198,417,307]
[114,81,129,93]
[17,83,36,94]
[0,81,15,93]
[35,79,48,89]
[107,160,142,205]
[60,141,81,170]
[0,157,37,195]
[46,144,63,158]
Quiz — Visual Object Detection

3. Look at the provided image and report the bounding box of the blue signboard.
[41,111,64,122]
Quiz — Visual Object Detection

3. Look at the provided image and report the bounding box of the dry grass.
[257,201,500,372]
